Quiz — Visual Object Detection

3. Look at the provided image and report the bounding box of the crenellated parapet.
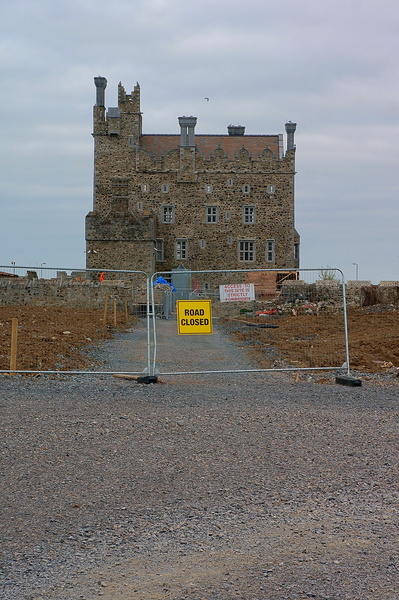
[93,78,142,141]
[133,141,294,175]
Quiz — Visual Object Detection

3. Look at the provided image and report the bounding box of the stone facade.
[85,77,300,278]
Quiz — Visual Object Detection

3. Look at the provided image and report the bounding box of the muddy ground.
[0,304,398,377]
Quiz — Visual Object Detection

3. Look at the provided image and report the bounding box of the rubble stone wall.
[0,279,148,309]
[1,278,398,308]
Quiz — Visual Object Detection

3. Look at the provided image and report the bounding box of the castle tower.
[86,77,300,277]
[86,78,155,274]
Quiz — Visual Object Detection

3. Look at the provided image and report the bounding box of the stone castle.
[85,77,300,279]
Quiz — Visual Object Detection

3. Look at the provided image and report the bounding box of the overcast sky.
[1,0,398,283]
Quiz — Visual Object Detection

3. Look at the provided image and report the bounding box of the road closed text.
[180,308,210,327]
[177,301,213,335]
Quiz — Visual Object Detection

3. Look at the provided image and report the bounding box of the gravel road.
[1,319,399,599]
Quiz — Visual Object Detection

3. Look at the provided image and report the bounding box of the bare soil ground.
[0,304,398,376]
[222,305,399,376]
[0,306,131,372]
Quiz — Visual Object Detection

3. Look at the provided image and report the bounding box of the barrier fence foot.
[336,375,362,387]
[136,375,158,384]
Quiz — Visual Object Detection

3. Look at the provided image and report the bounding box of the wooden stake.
[103,293,109,330]
[10,318,18,373]
[113,298,117,327]
[113,373,139,380]
[124,298,129,324]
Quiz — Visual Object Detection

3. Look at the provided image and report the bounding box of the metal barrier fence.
[0,265,350,378]
[150,268,350,377]
[0,265,150,375]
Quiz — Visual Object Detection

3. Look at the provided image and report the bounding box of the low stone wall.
[279,280,399,307]
[0,278,148,309]
[1,277,398,309]
[344,281,399,306]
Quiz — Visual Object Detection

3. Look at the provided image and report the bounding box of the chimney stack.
[285,121,297,151]
[94,76,107,107]
[228,124,245,136]
[178,116,197,147]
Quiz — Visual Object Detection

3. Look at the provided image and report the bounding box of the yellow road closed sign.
[177,300,213,335]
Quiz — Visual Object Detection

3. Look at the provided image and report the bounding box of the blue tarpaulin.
[153,276,176,291]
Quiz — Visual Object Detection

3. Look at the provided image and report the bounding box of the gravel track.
[1,320,399,600]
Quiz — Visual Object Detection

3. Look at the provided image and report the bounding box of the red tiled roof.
[140,134,280,160]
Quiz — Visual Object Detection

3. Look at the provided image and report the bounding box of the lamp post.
[40,262,46,279]
[352,262,359,281]
[11,261,16,275]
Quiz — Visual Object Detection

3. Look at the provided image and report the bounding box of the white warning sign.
[219,283,255,303]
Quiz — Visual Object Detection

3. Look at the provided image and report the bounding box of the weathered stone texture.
[86,78,300,277]
[1,278,397,308]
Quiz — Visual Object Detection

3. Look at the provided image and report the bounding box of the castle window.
[227,178,233,186]
[206,206,218,223]
[199,239,206,249]
[205,184,213,193]
[294,242,299,261]
[242,184,251,194]
[225,210,231,221]
[239,240,255,262]
[137,201,143,211]
[175,239,188,260]
[267,184,275,194]
[162,205,174,223]
[266,239,275,262]
[161,184,169,193]
[243,205,256,224]
[142,183,150,193]
[227,236,233,245]
[155,239,165,262]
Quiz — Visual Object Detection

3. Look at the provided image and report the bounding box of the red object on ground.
[256,309,277,316]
